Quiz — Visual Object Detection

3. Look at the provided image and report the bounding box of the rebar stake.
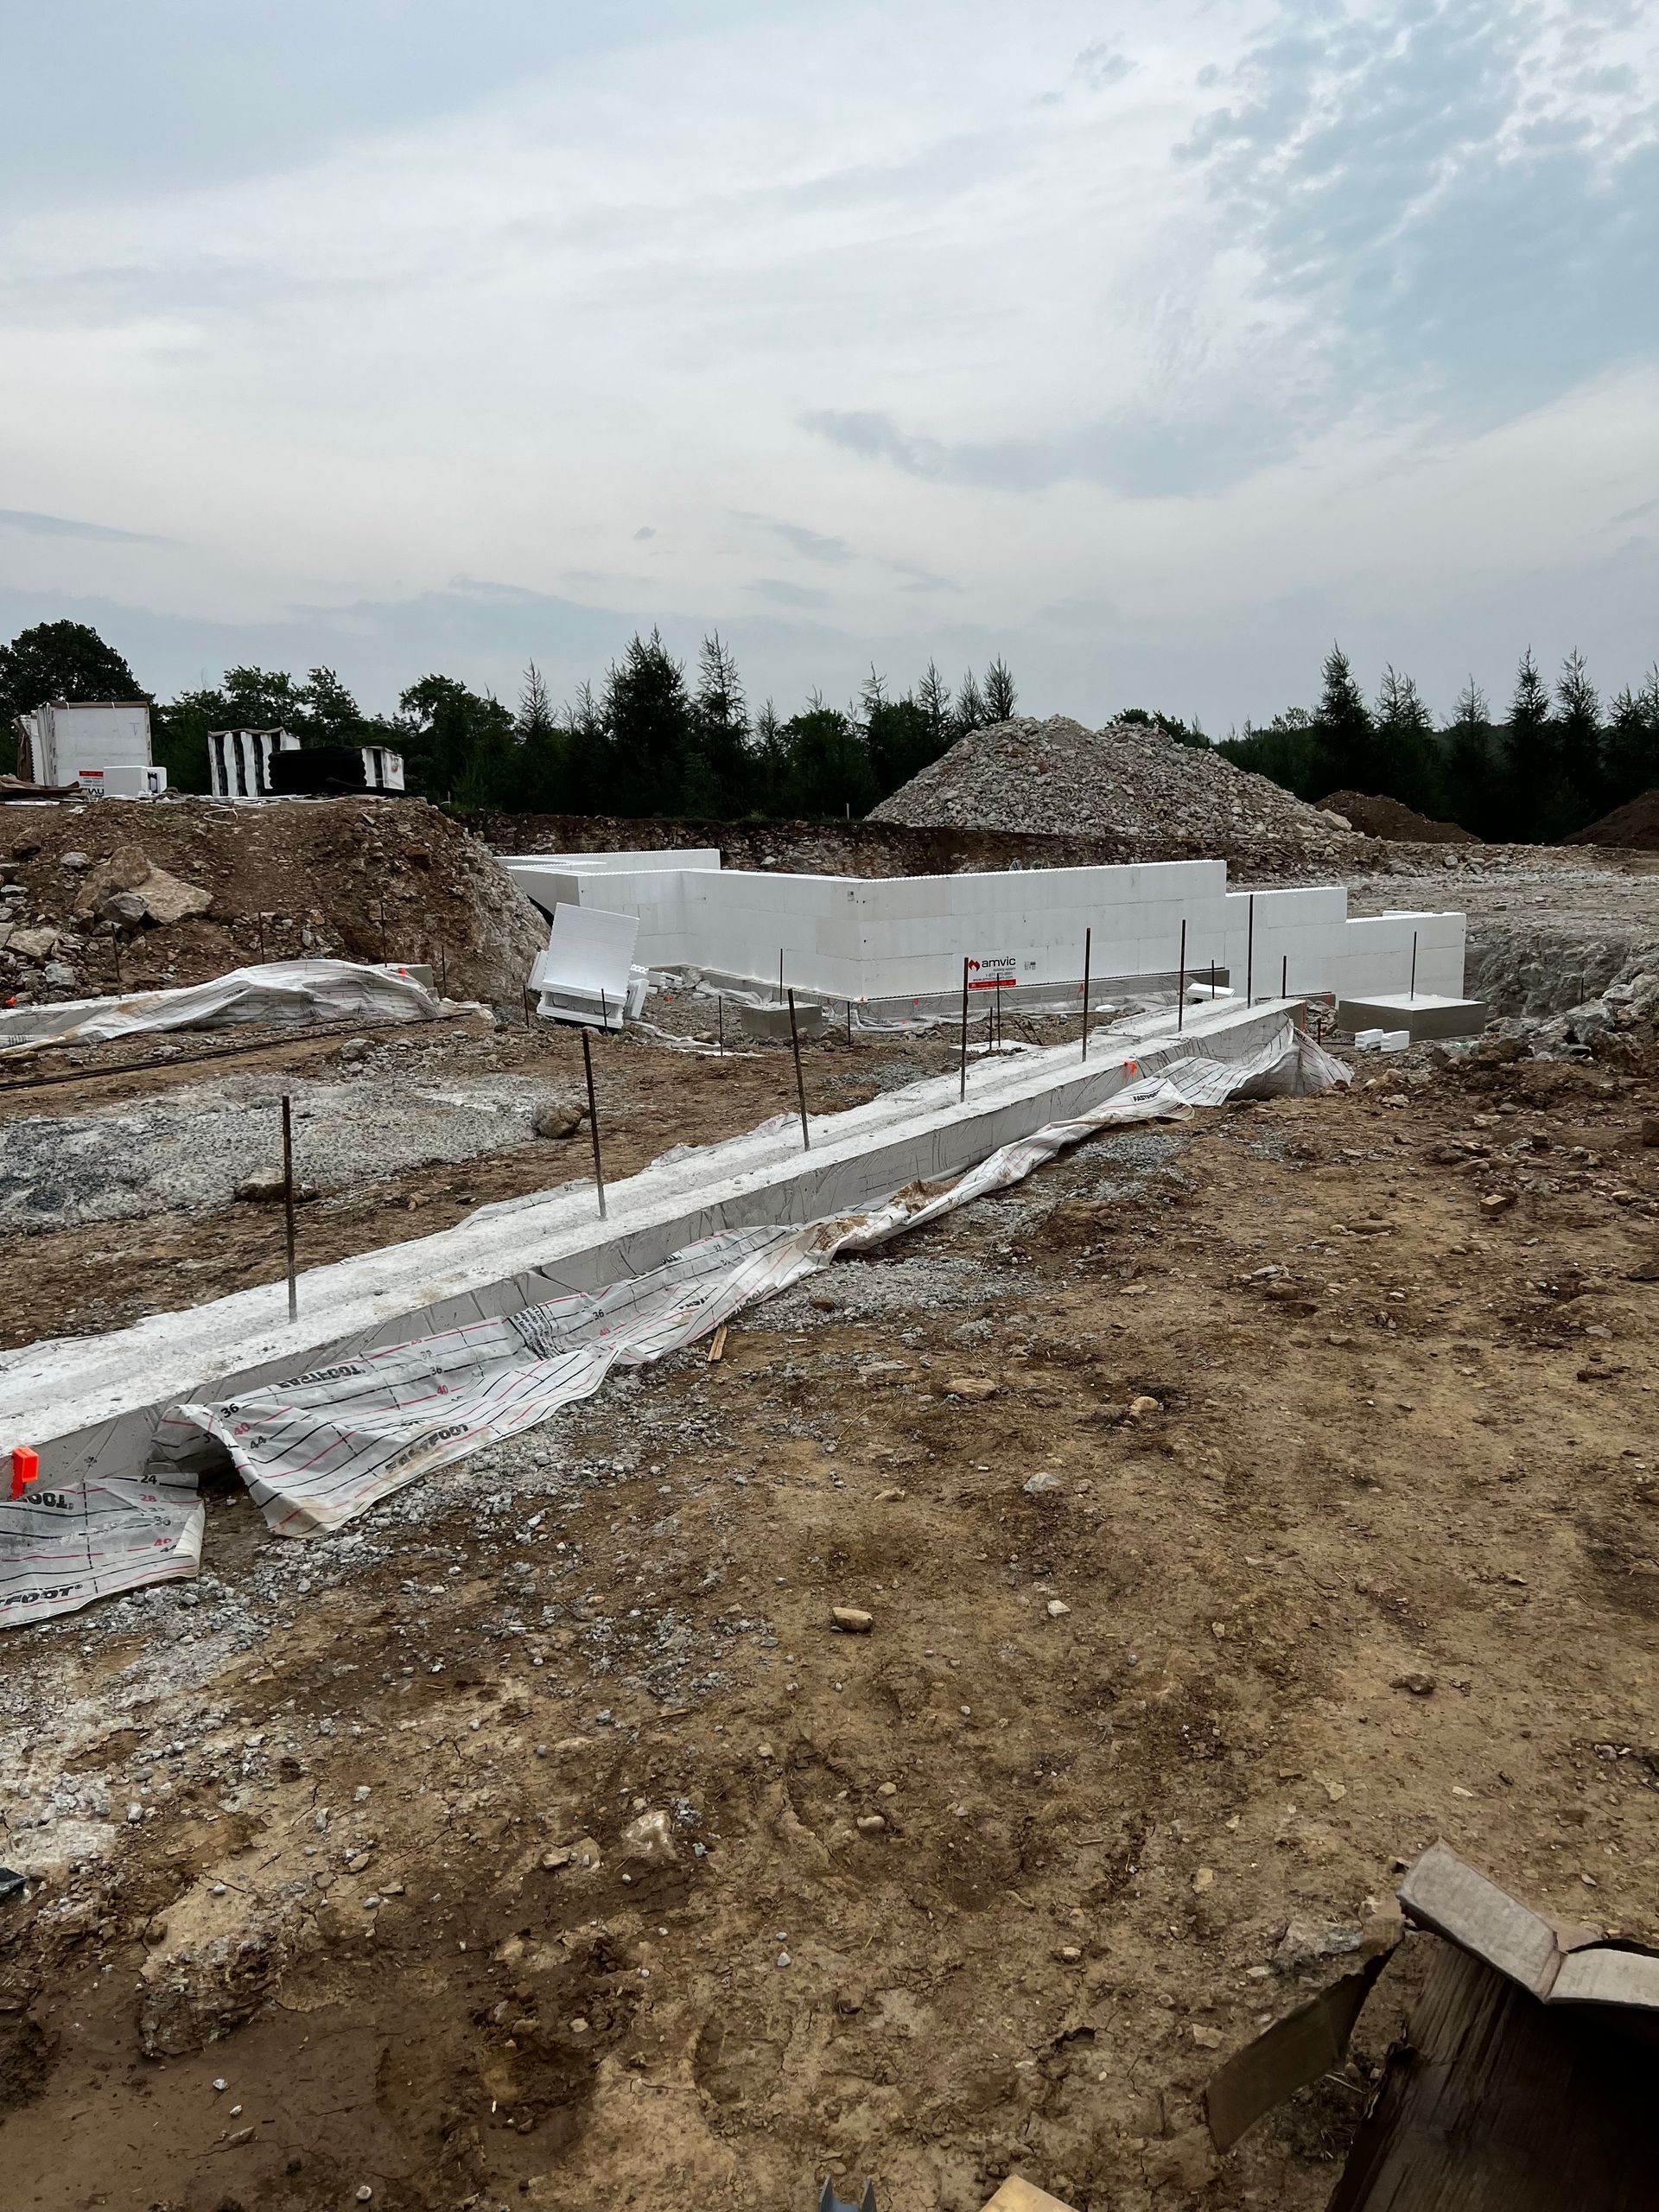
[1081,927,1092,1062]
[1246,895,1255,1006]
[1410,931,1418,1002]
[281,1094,298,1322]
[1177,918,1187,1033]
[787,989,810,1149]
[582,1025,606,1217]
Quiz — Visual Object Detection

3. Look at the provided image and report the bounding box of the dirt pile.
[1567,789,1659,851]
[0,797,545,1008]
[868,715,1367,861]
[1319,790,1479,843]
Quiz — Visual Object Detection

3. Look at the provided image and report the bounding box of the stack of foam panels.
[499,854,1467,1014]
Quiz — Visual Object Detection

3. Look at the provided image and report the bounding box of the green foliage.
[1443,680,1497,836]
[15,613,1659,842]
[1116,706,1211,751]
[1310,645,1376,794]
[2,620,143,772]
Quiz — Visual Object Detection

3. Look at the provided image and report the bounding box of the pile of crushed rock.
[869,716,1365,861]
[1319,790,1479,844]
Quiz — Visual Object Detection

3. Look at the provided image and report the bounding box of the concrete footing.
[0,996,1301,1490]
[1338,993,1487,1042]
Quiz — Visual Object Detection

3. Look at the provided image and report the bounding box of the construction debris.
[1206,1842,1659,2205]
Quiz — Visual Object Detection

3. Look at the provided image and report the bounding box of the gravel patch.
[0,1065,571,1231]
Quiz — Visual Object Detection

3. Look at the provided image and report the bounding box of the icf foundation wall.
[502,855,1467,1005]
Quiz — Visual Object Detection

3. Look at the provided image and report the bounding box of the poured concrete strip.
[1,996,1294,1489]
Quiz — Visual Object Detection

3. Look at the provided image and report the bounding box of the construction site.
[3,716,1658,2210]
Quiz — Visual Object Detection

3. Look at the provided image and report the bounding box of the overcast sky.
[3,0,1656,731]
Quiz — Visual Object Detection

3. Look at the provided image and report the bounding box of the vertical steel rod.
[717,995,724,1058]
[959,957,970,1100]
[787,989,810,1149]
[1281,953,1288,1001]
[378,898,388,963]
[1246,895,1255,1006]
[281,1094,298,1322]
[582,1025,606,1217]
[1410,931,1418,1001]
[778,948,784,1005]
[846,999,853,1047]
[1177,918,1186,1033]
[1081,928,1092,1062]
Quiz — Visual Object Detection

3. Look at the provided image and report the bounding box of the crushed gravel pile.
[0,796,546,1011]
[869,715,1366,861]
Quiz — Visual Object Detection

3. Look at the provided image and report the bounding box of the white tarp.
[0,958,446,1052]
[0,1027,1345,1624]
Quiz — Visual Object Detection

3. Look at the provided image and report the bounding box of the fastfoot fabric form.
[0,1027,1346,1624]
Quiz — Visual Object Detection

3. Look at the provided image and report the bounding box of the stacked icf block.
[499,854,1468,1010]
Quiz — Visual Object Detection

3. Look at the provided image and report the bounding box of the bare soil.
[3,1030,1657,2212]
[2,797,546,1008]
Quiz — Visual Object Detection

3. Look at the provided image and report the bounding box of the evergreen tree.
[560,681,611,815]
[1372,665,1439,815]
[1554,649,1605,829]
[690,633,752,816]
[1308,645,1375,795]
[603,629,696,816]
[1500,649,1562,841]
[982,656,1017,722]
[953,670,987,738]
[514,661,563,811]
[916,660,953,754]
[750,699,787,816]
[1602,671,1659,810]
[1443,679,1496,836]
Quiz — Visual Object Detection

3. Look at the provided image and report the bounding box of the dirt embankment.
[1319,791,1479,844]
[0,1038,1656,2211]
[1568,790,1659,853]
[1,798,546,1008]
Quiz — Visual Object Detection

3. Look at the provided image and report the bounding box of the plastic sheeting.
[0,958,446,1052]
[0,1027,1346,1624]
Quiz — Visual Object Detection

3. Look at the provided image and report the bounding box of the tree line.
[1219,646,1659,840]
[7,618,1658,838]
[0,619,1015,819]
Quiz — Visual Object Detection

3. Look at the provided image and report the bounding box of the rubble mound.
[1567,790,1659,852]
[1319,790,1479,843]
[870,715,1363,859]
[0,796,544,1008]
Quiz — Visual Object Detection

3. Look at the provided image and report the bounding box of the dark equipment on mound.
[267,743,405,798]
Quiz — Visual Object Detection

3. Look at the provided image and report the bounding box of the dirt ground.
[3,1021,1657,2212]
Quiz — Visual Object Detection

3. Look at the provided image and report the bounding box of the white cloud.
[1,0,1655,728]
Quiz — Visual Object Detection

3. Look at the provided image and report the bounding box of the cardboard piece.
[1205,1956,1390,2153]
